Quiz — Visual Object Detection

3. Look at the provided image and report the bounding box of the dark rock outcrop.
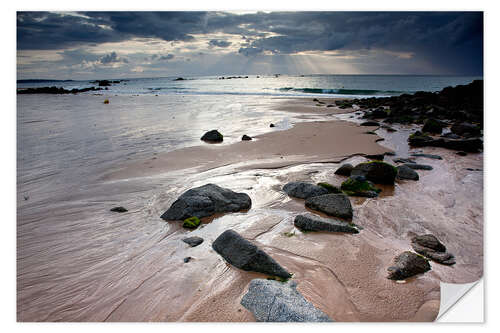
[396,165,419,181]
[450,122,481,137]
[201,130,223,142]
[409,131,482,152]
[403,163,433,170]
[283,182,329,199]
[241,279,333,322]
[360,121,380,127]
[387,251,431,280]
[242,134,252,141]
[351,161,398,185]
[212,230,291,279]
[182,236,204,247]
[161,184,251,221]
[334,163,353,176]
[17,86,101,94]
[411,234,455,265]
[294,214,358,233]
[422,118,445,134]
[305,194,353,219]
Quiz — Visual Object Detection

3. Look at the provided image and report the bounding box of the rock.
[351,161,398,185]
[334,163,353,176]
[305,194,353,219]
[201,130,223,143]
[360,121,380,126]
[103,99,110,104]
[381,124,397,132]
[160,184,251,221]
[182,236,204,247]
[411,234,455,265]
[403,163,433,170]
[270,123,276,128]
[212,230,291,279]
[242,134,252,141]
[365,154,385,161]
[385,151,396,156]
[442,132,461,139]
[451,122,481,137]
[410,153,442,160]
[396,165,419,181]
[183,216,201,229]
[387,251,431,280]
[456,151,467,156]
[17,86,101,94]
[408,131,433,147]
[241,279,333,322]
[340,177,381,197]
[316,182,342,194]
[174,77,185,81]
[110,206,128,213]
[183,257,192,263]
[283,182,329,199]
[294,214,358,233]
[393,158,415,164]
[422,118,444,134]
[409,132,482,152]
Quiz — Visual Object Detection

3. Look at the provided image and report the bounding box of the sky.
[16,11,483,79]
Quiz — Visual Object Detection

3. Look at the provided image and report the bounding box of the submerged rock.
[212,230,291,279]
[403,163,433,170]
[201,129,223,142]
[294,214,358,233]
[410,153,442,160]
[242,134,252,141]
[110,206,128,213]
[411,234,455,265]
[182,236,204,247]
[305,193,353,219]
[396,165,419,181]
[241,279,333,322]
[283,182,329,199]
[334,163,353,176]
[351,161,398,185]
[160,184,251,221]
[340,177,381,197]
[387,251,431,280]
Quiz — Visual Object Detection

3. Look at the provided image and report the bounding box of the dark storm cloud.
[208,39,232,48]
[17,11,483,74]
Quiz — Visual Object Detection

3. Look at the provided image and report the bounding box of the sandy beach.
[17,95,483,322]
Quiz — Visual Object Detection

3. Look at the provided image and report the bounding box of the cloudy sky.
[17,11,483,79]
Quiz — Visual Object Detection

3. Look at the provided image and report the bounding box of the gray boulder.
[351,161,398,185]
[305,194,353,219]
[334,163,353,176]
[396,165,419,181]
[403,163,433,170]
[182,236,204,247]
[283,182,329,199]
[294,214,358,233]
[201,130,223,142]
[241,279,333,322]
[161,184,251,221]
[212,230,291,279]
[411,234,455,265]
[387,251,431,280]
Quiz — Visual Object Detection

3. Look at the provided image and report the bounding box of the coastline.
[17,94,483,322]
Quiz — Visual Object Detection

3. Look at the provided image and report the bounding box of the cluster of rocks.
[17,86,102,94]
[90,79,124,86]
[408,130,482,152]
[218,76,249,80]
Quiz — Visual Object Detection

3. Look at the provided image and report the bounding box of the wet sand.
[17,97,482,322]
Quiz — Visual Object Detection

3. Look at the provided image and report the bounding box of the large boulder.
[294,214,358,233]
[351,161,398,185]
[305,194,353,219]
[241,279,333,322]
[422,118,445,134]
[387,251,431,280]
[411,234,455,265]
[396,165,419,181]
[283,182,329,199]
[334,163,353,176]
[340,176,381,197]
[450,122,481,137]
[161,184,251,221]
[201,130,223,142]
[212,230,291,279]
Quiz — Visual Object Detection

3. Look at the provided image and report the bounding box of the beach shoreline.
[17,94,483,322]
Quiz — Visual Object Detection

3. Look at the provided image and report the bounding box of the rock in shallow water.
[340,177,381,197]
[411,234,455,265]
[305,193,353,219]
[410,153,442,160]
[241,134,252,141]
[200,129,223,142]
[396,165,419,181]
[387,251,431,280]
[403,163,433,170]
[334,163,353,176]
[241,279,333,322]
[212,230,291,279]
[182,236,204,247]
[294,214,358,233]
[351,161,398,185]
[161,184,251,221]
[110,206,128,213]
[283,182,329,199]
